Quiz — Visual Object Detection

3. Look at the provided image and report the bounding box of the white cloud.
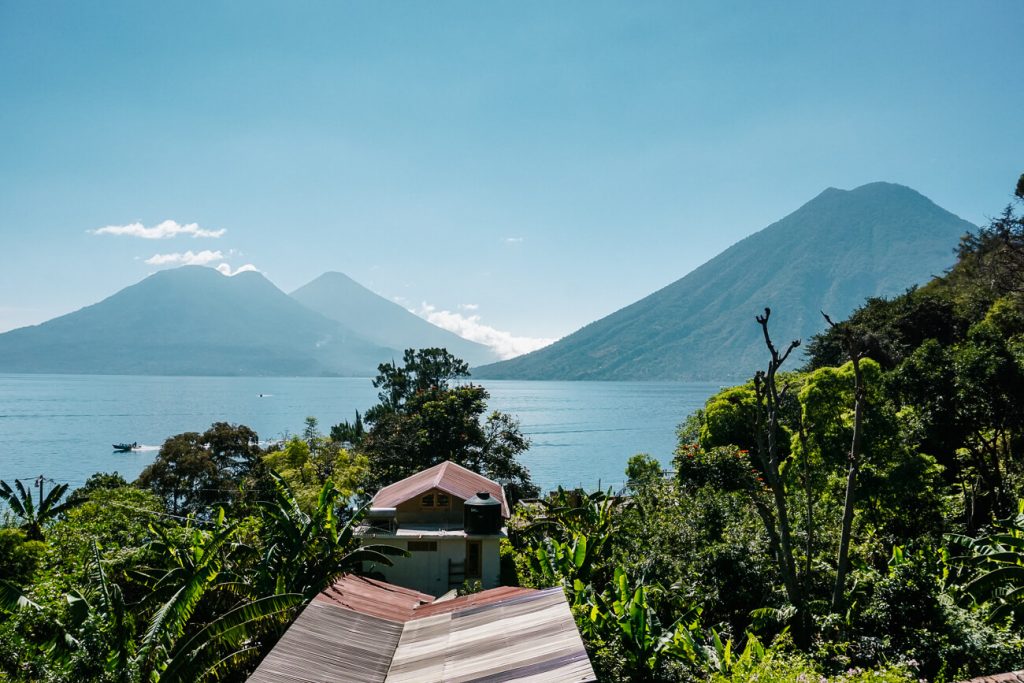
[216,263,260,276]
[91,220,225,239]
[415,303,557,360]
[144,250,224,266]
[503,237,524,244]
[459,303,479,311]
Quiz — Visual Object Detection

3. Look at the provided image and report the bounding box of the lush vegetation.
[3,177,1023,681]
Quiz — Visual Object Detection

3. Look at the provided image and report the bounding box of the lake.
[0,374,722,494]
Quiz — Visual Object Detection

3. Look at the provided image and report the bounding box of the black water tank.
[464,491,502,534]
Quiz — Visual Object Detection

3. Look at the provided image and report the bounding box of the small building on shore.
[355,460,509,596]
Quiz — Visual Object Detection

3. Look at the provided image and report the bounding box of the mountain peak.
[290,272,499,367]
[812,181,926,204]
[0,266,392,376]
[476,183,975,382]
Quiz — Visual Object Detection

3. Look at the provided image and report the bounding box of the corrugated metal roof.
[247,576,596,682]
[248,601,403,683]
[314,574,434,622]
[411,586,536,619]
[386,589,595,683]
[372,461,511,517]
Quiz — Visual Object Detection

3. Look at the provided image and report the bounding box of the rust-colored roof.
[411,585,537,619]
[249,576,596,682]
[371,460,510,517]
[313,574,534,623]
[313,574,434,622]
[248,602,402,683]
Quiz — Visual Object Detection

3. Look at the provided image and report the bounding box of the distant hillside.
[290,272,498,367]
[475,182,976,382]
[0,266,395,376]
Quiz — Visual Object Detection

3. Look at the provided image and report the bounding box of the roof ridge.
[432,461,449,488]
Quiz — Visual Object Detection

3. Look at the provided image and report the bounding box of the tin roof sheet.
[313,574,434,622]
[248,577,596,682]
[386,589,595,683]
[372,461,510,517]
[247,601,402,683]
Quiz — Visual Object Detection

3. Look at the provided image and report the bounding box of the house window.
[420,493,450,510]
[407,541,437,552]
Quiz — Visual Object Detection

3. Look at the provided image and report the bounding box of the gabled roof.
[371,460,510,517]
[248,575,596,682]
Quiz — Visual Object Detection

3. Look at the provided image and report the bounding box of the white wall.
[365,538,461,597]
[363,536,503,596]
[481,537,501,589]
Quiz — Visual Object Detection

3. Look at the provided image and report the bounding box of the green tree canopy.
[137,422,262,516]
[358,348,538,502]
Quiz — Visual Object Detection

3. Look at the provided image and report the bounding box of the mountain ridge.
[0,266,396,376]
[473,182,975,381]
[289,272,498,367]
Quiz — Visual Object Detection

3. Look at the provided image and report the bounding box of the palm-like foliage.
[950,499,1024,624]
[253,472,403,600]
[0,472,402,681]
[0,477,78,540]
[3,536,303,682]
[523,489,623,598]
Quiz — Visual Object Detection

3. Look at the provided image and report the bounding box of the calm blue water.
[0,374,720,493]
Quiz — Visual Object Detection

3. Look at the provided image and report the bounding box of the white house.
[355,460,510,596]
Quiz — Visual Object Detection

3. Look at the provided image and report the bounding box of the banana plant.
[584,566,705,676]
[950,499,1024,624]
[252,472,404,601]
[0,477,78,541]
[524,488,624,597]
[2,538,302,682]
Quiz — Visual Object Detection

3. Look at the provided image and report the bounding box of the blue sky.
[1,2,1022,356]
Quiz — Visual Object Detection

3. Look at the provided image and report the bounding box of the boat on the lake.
[112,442,139,452]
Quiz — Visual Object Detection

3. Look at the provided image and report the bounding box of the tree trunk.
[831,350,864,613]
[753,309,806,645]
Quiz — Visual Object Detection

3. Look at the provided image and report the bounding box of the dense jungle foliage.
[2,176,1023,681]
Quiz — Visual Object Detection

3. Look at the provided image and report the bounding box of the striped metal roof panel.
[386,588,596,683]
[247,601,403,683]
[371,461,510,517]
[411,586,537,619]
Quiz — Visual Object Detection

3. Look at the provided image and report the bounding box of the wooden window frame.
[419,491,451,511]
